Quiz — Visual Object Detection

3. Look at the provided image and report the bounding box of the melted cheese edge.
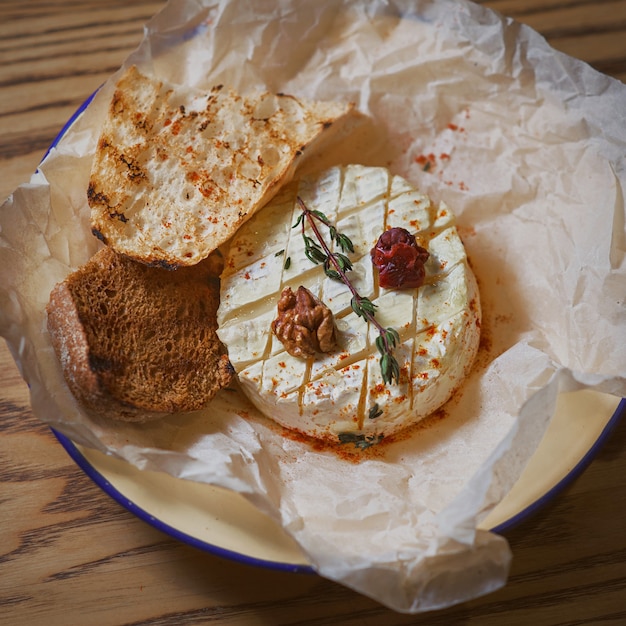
[217,165,481,444]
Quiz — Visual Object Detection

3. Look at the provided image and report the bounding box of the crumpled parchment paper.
[1,0,625,613]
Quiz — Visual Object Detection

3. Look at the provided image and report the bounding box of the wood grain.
[1,1,625,624]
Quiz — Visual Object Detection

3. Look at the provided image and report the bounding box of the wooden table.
[1,1,625,624]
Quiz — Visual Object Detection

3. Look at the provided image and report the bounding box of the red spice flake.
[431,358,441,368]
[187,171,200,183]
[278,361,286,368]
[415,153,437,172]
[447,123,458,131]
[244,271,251,280]
[183,234,192,240]
[458,181,468,191]
[409,219,419,228]
[260,262,266,268]
[417,372,429,380]
[440,153,450,160]
[163,118,172,126]
[417,346,428,356]
[162,220,172,228]
[370,383,389,397]
[171,120,182,135]
[426,327,436,339]
[186,145,194,153]
[339,353,350,361]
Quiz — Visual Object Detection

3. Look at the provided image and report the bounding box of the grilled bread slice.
[46,247,233,422]
[88,65,355,269]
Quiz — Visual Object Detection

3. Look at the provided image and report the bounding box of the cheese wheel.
[217,165,481,445]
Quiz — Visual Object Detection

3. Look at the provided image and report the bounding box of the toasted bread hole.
[260,146,280,167]
[220,165,235,182]
[240,160,261,180]
[253,96,278,120]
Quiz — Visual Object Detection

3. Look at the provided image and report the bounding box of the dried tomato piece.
[371,227,429,289]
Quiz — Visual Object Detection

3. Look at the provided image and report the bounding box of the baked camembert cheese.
[217,164,480,445]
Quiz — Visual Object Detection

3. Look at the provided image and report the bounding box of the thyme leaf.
[368,403,383,420]
[296,196,401,385]
[338,432,384,449]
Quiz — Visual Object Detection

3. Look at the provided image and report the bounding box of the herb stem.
[296,196,400,384]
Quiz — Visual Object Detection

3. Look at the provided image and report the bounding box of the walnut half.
[271,285,338,359]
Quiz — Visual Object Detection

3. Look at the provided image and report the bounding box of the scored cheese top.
[217,165,481,446]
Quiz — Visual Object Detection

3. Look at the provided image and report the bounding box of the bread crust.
[46,247,233,422]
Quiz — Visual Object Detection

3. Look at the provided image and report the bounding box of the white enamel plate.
[53,389,624,572]
[49,92,625,573]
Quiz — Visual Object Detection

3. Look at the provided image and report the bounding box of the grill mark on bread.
[88,65,355,268]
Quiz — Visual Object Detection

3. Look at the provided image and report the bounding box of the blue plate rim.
[51,397,625,573]
[51,428,313,574]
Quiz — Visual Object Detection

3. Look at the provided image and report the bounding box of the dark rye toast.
[46,247,233,422]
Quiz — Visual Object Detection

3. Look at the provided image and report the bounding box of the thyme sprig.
[294,196,401,385]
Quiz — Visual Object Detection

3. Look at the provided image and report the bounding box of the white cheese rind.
[217,165,481,444]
